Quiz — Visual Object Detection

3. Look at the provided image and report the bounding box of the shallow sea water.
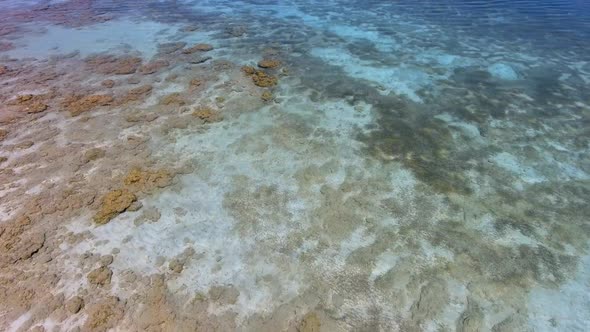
[0,0,589,331]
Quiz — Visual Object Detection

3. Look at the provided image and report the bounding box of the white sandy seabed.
[2,1,590,331]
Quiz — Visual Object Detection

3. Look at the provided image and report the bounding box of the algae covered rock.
[93,189,137,225]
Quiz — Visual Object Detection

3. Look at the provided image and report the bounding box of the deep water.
[0,0,589,331]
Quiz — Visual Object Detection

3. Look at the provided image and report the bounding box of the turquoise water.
[0,1,589,331]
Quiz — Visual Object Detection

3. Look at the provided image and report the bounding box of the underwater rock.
[87,266,112,286]
[63,94,114,116]
[192,106,223,123]
[133,207,161,226]
[86,55,142,75]
[117,85,153,105]
[208,285,240,305]
[93,189,137,225]
[82,148,106,164]
[261,91,274,102]
[257,59,280,69]
[101,79,115,88]
[488,63,518,80]
[456,298,484,332]
[0,42,14,52]
[241,65,256,75]
[168,259,184,273]
[83,296,124,332]
[0,129,7,141]
[65,296,84,314]
[158,42,187,54]
[188,55,212,64]
[99,255,114,267]
[24,102,48,114]
[241,66,278,87]
[182,43,214,54]
[127,201,143,212]
[189,79,203,87]
[159,92,185,106]
[227,25,246,37]
[124,167,173,191]
[300,312,321,332]
[252,71,278,87]
[11,94,50,114]
[139,60,170,75]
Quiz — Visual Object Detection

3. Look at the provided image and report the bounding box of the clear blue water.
[0,0,589,331]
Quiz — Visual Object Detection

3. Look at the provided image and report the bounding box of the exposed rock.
[0,65,8,75]
[101,79,115,88]
[258,59,280,69]
[192,106,223,123]
[65,296,84,314]
[300,312,321,332]
[93,189,137,225]
[82,296,124,332]
[87,266,113,286]
[63,94,114,116]
[182,43,214,54]
[0,129,7,141]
